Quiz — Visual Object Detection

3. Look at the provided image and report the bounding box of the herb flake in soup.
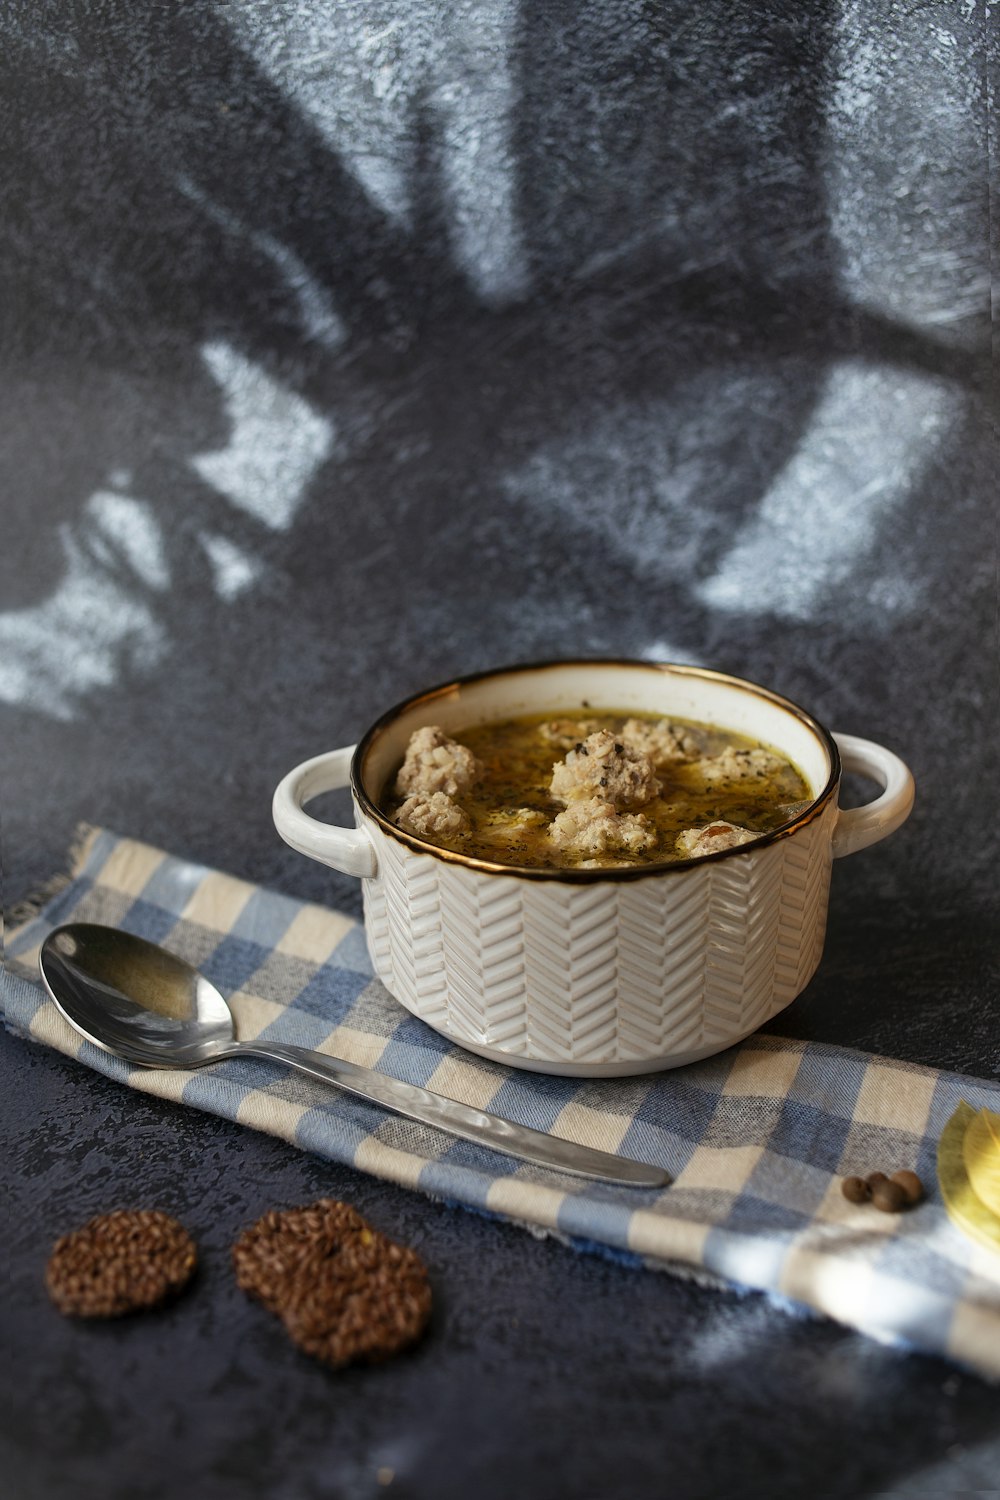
[382,711,812,870]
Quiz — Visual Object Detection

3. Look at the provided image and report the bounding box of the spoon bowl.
[39,922,671,1188]
[41,924,234,1066]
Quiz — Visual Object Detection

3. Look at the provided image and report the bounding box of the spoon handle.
[238,1040,670,1187]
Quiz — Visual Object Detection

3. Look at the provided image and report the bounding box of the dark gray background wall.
[2,1,995,929]
[2,4,998,1497]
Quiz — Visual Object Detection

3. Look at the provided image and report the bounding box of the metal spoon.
[39,923,670,1188]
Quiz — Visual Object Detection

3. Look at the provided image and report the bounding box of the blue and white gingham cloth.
[4,827,999,1380]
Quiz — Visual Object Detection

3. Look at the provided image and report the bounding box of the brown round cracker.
[231,1198,372,1312]
[232,1198,432,1368]
[280,1236,432,1368]
[46,1209,197,1318]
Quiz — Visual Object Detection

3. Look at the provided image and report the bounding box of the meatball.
[547,797,656,860]
[695,745,785,787]
[620,717,703,767]
[675,821,758,858]
[394,791,469,840]
[549,730,661,810]
[394,726,483,798]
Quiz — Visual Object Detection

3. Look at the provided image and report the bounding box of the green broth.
[383,710,812,870]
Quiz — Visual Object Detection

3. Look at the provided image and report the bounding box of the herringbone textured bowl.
[274,662,914,1077]
[362,800,838,1076]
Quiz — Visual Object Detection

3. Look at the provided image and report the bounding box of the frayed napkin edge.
[3,822,101,934]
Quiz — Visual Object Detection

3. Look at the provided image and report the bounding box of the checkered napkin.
[4,828,1000,1380]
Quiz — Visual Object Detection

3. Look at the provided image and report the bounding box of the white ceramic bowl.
[273,661,914,1076]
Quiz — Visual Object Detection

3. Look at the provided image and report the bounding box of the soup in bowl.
[273,660,914,1076]
[381,708,814,870]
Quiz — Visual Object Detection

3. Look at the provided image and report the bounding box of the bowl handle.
[272,748,378,878]
[830,732,915,859]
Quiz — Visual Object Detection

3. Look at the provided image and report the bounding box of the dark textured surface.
[1,2,997,1496]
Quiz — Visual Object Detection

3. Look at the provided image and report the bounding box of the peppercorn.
[871,1179,907,1214]
[890,1169,925,1206]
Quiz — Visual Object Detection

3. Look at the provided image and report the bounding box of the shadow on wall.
[0,0,987,722]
